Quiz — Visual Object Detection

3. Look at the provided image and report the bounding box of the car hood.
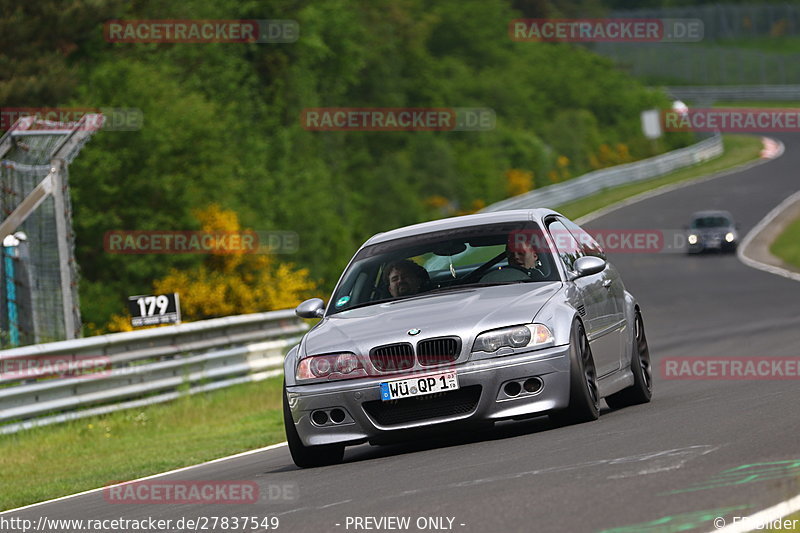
[301,282,562,357]
[691,226,733,237]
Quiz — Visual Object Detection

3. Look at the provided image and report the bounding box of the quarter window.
[546,220,582,270]
[560,218,606,259]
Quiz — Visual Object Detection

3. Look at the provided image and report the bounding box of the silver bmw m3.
[283,209,652,467]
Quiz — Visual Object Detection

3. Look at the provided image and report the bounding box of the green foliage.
[3,0,683,327]
[0,0,125,106]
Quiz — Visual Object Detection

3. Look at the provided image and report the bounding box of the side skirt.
[597,367,634,398]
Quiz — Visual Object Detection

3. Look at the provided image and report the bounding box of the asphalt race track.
[5,134,800,533]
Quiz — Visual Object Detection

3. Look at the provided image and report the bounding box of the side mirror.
[295,298,325,319]
[572,256,606,279]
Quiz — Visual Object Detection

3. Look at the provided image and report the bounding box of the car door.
[546,218,619,376]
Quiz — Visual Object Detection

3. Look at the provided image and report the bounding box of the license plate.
[380,371,459,401]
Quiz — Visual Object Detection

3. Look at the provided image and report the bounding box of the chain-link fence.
[0,116,101,346]
[609,4,800,40]
[594,42,800,86]
[591,4,800,86]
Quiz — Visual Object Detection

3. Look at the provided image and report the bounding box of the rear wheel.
[283,385,344,468]
[549,320,599,426]
[605,310,652,409]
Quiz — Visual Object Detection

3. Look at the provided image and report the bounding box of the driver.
[506,240,547,278]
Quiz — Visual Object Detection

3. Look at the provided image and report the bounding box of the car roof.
[691,210,734,220]
[363,209,560,246]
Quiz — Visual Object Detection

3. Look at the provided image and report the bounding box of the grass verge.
[770,215,800,270]
[557,134,764,220]
[0,134,766,512]
[713,101,800,108]
[0,377,285,511]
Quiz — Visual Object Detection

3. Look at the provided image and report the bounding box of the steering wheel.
[479,264,532,283]
[461,251,508,284]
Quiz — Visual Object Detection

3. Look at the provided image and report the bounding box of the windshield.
[327,221,560,315]
[691,216,731,229]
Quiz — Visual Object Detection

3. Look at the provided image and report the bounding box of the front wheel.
[549,320,599,426]
[283,386,344,468]
[605,310,652,409]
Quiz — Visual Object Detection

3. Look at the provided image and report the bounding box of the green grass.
[556,135,764,221]
[708,37,800,55]
[713,101,800,108]
[0,377,285,511]
[770,215,800,270]
[0,133,767,513]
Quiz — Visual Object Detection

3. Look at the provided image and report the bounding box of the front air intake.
[417,337,461,366]
[370,343,414,372]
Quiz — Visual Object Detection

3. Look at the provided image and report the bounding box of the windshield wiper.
[424,281,531,294]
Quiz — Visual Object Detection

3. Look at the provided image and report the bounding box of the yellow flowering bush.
[505,169,534,196]
[105,205,317,332]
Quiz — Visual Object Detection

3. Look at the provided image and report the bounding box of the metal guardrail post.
[50,159,76,339]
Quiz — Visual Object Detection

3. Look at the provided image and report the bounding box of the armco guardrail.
[482,134,722,213]
[665,85,800,102]
[0,310,308,434]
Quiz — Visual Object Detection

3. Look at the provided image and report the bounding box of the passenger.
[384,259,430,297]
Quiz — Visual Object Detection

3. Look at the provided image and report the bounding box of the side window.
[560,218,606,260]
[547,219,582,271]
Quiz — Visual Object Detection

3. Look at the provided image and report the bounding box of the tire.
[283,385,344,468]
[605,310,652,409]
[549,320,599,426]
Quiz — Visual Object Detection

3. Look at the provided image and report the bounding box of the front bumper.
[687,240,737,253]
[285,345,571,447]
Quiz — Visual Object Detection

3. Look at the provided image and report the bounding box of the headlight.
[725,232,735,242]
[688,234,698,245]
[297,352,366,382]
[472,324,554,353]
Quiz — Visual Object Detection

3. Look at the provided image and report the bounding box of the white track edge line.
[737,188,800,282]
[0,441,288,515]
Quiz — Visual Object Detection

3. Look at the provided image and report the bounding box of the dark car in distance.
[686,210,738,254]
